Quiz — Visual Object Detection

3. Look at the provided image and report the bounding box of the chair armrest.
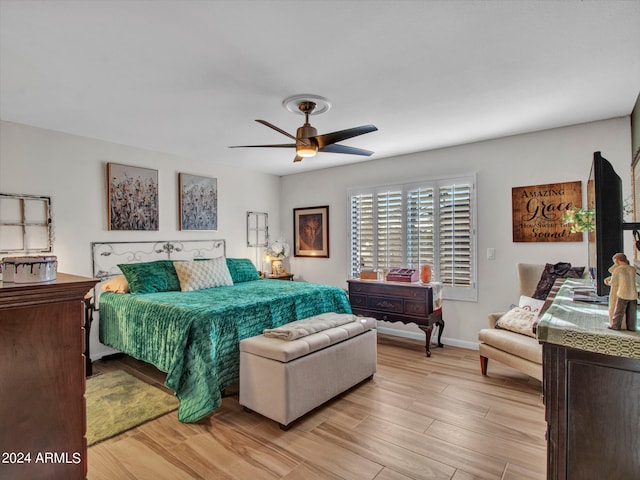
[487,312,505,329]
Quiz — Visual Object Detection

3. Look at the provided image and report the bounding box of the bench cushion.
[240,315,377,363]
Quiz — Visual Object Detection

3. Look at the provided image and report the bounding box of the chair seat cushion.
[478,328,542,364]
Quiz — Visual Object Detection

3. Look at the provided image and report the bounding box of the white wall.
[279,118,633,348]
[0,120,282,358]
[1,118,633,355]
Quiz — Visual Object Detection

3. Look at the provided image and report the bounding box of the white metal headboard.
[92,239,226,280]
[91,239,226,303]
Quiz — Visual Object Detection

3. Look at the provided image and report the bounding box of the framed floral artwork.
[179,173,217,231]
[293,205,329,257]
[107,163,158,231]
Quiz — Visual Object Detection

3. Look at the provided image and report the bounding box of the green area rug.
[86,370,179,446]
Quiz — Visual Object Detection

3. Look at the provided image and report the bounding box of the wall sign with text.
[512,181,582,242]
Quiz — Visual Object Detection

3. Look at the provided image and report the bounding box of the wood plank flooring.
[88,334,546,480]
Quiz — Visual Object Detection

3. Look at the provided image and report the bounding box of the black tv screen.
[587,151,623,296]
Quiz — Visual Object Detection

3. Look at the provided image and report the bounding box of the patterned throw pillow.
[518,295,545,317]
[495,307,537,338]
[173,258,234,292]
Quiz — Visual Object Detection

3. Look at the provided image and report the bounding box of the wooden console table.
[347,279,444,357]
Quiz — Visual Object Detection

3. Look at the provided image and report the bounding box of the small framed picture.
[293,205,329,257]
[179,173,218,231]
[107,163,158,231]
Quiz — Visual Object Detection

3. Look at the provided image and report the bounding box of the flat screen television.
[587,151,623,296]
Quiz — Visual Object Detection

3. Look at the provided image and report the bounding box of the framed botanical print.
[293,205,329,257]
[179,173,218,231]
[107,163,158,231]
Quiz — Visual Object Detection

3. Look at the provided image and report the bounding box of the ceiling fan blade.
[312,124,377,148]
[293,155,303,163]
[255,120,309,145]
[229,143,296,149]
[319,144,374,156]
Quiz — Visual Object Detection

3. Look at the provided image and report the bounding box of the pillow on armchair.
[495,307,537,338]
[532,262,584,300]
[518,295,545,315]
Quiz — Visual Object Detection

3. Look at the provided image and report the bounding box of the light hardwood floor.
[88,334,546,480]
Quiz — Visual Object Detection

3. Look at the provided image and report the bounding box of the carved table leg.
[434,317,445,348]
[418,319,445,357]
[418,325,434,357]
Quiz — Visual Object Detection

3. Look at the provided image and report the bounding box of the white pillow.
[518,295,546,317]
[496,307,537,338]
[173,258,233,292]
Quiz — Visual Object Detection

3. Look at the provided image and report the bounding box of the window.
[349,175,476,301]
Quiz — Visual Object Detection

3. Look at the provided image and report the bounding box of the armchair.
[478,263,545,381]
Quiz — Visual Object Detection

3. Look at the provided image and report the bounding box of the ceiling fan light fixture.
[296,143,318,157]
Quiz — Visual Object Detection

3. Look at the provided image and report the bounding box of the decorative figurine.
[604,253,637,331]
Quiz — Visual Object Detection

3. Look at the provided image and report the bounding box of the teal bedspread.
[98,279,351,422]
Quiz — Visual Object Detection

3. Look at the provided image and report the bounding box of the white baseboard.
[376,325,479,351]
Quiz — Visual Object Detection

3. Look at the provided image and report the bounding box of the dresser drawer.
[349,294,367,308]
[404,300,427,317]
[367,295,403,313]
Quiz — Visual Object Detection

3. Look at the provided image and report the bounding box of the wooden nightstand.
[268,273,294,281]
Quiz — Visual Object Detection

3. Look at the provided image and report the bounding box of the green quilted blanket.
[98,279,352,422]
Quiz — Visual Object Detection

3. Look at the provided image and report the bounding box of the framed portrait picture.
[179,173,218,231]
[293,205,329,257]
[107,163,158,231]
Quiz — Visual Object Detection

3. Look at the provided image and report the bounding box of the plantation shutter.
[350,193,374,276]
[439,183,472,288]
[376,190,403,270]
[406,186,435,269]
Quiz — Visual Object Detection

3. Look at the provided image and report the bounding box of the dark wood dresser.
[347,279,444,356]
[537,279,640,479]
[0,273,98,480]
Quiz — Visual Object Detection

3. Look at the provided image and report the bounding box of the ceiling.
[1,1,639,177]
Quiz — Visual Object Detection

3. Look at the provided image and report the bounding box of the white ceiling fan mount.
[282,94,331,116]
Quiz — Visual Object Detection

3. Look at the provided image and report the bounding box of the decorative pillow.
[101,275,130,293]
[518,295,545,317]
[173,257,233,292]
[226,258,260,283]
[532,262,585,300]
[118,260,181,294]
[495,307,537,338]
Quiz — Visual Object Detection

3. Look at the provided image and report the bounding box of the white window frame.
[347,174,477,302]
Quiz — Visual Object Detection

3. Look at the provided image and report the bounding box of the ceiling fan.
[229,95,378,162]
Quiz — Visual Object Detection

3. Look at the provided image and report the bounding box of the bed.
[92,240,352,422]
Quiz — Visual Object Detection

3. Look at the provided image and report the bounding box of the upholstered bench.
[239,313,377,430]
